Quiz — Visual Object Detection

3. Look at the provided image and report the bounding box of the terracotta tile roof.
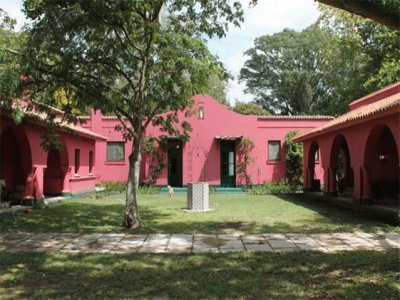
[13,102,108,140]
[257,115,333,120]
[295,92,400,142]
[349,81,400,110]
[23,110,108,140]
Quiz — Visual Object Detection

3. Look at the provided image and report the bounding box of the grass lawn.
[0,193,398,234]
[0,250,399,299]
[1,193,399,299]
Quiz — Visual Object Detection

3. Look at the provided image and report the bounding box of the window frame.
[268,140,281,161]
[106,141,125,162]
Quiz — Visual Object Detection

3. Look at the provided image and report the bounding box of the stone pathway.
[0,232,399,254]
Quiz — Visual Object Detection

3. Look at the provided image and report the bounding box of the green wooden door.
[220,141,236,187]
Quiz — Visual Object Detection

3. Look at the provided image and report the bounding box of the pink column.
[303,168,309,190]
[23,167,36,202]
[328,168,336,195]
[323,167,329,195]
[304,167,313,191]
[351,166,362,202]
[62,166,71,195]
[33,165,45,200]
[362,167,372,201]
[308,167,314,190]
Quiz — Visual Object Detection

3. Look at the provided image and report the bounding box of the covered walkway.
[296,82,400,207]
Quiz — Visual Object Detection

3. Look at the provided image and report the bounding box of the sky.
[1,0,320,105]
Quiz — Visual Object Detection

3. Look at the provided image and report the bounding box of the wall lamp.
[379,150,387,161]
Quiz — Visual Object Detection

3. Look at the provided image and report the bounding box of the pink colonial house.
[80,94,331,189]
[295,82,399,205]
[1,94,331,203]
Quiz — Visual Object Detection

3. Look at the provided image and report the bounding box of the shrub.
[285,131,303,187]
[209,186,216,195]
[138,186,161,195]
[248,180,302,195]
[96,181,161,197]
[237,137,255,187]
[96,181,126,198]
[100,180,127,193]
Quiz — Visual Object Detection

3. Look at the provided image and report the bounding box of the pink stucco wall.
[82,94,330,187]
[254,118,328,184]
[0,114,98,200]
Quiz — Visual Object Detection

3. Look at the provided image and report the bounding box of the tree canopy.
[232,101,269,115]
[239,26,335,115]
[20,0,245,228]
[239,6,400,116]
[0,9,26,107]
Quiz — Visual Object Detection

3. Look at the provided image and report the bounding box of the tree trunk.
[123,138,142,229]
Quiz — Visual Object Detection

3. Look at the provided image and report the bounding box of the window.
[107,142,125,161]
[198,106,204,119]
[89,151,94,174]
[268,141,281,161]
[74,149,80,174]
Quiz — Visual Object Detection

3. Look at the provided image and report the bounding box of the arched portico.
[0,126,32,194]
[363,125,399,204]
[43,141,69,196]
[328,134,354,197]
[304,141,321,191]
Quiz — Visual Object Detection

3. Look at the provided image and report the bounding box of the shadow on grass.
[273,194,399,231]
[0,250,398,299]
[0,202,171,234]
[0,194,397,234]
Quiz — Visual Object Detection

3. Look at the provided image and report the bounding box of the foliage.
[232,101,269,115]
[240,6,400,116]
[206,72,230,106]
[236,137,255,186]
[285,131,303,187]
[53,88,90,115]
[141,136,166,186]
[209,185,217,195]
[100,181,127,193]
[239,26,336,115]
[317,6,400,97]
[21,0,246,228]
[248,180,302,195]
[138,185,161,195]
[0,10,25,108]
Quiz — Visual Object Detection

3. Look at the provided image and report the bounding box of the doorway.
[167,140,183,187]
[220,140,236,187]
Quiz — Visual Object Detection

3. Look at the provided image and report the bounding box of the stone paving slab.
[0,232,398,254]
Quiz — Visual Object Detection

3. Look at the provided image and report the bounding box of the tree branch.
[317,0,399,30]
